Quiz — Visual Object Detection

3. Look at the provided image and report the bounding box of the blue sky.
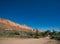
[0,0,60,31]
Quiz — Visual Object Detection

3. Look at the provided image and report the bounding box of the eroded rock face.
[0,18,32,32]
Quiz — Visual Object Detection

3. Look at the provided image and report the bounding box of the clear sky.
[0,0,60,31]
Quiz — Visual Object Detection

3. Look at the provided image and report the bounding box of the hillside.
[0,18,32,32]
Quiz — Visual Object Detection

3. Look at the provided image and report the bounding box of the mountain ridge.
[0,18,33,32]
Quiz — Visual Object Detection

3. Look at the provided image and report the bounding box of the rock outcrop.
[0,18,32,32]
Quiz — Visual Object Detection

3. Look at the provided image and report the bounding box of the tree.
[52,30,57,35]
[33,28,40,38]
[44,30,51,36]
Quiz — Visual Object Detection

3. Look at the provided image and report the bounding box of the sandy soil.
[0,37,51,44]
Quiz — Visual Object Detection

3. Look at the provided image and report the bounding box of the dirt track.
[0,38,51,44]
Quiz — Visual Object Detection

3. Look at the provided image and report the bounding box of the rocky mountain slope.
[0,18,33,32]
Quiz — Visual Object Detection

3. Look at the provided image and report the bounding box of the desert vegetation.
[0,27,40,38]
[0,27,60,44]
[0,26,60,41]
[42,30,60,41]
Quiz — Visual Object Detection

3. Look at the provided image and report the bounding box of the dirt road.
[0,38,51,44]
